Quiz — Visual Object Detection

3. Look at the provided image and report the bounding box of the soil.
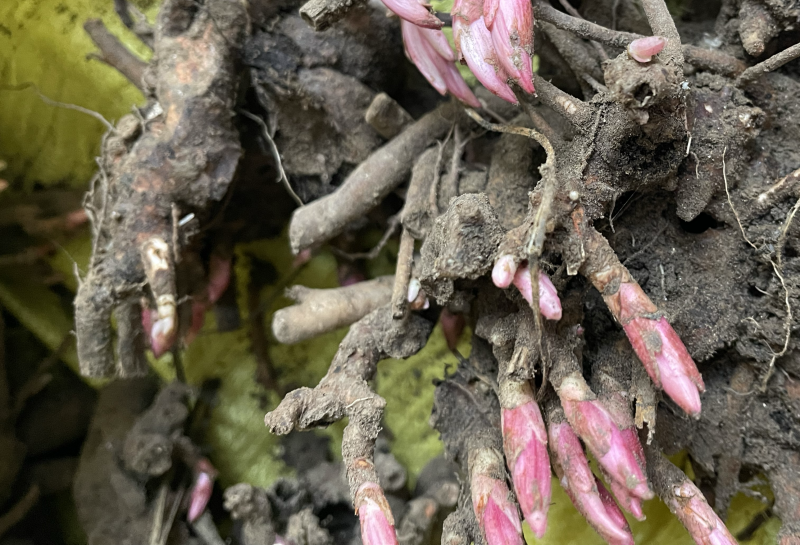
[2,0,800,543]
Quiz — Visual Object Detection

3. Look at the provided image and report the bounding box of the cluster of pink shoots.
[382,0,535,105]
[383,0,670,106]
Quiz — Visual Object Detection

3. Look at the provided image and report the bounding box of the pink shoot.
[207,255,232,305]
[613,282,705,416]
[455,16,518,104]
[627,36,668,63]
[485,0,535,94]
[402,21,481,107]
[470,448,524,545]
[557,374,653,502]
[356,482,399,545]
[666,479,738,545]
[501,391,551,538]
[510,263,563,321]
[549,422,634,545]
[381,0,443,29]
[188,458,217,523]
[492,254,518,288]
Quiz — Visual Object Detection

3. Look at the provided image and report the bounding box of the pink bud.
[381,0,443,29]
[549,422,634,545]
[599,423,647,519]
[471,475,524,545]
[356,482,399,545]
[184,302,207,346]
[146,303,177,358]
[440,308,466,350]
[666,479,737,545]
[483,0,500,28]
[402,22,480,108]
[471,449,524,545]
[511,264,563,321]
[454,17,518,104]
[292,248,312,268]
[421,26,456,62]
[207,255,232,305]
[502,401,551,538]
[614,282,705,417]
[492,255,518,288]
[558,375,652,501]
[487,0,535,94]
[627,36,667,63]
[188,458,217,523]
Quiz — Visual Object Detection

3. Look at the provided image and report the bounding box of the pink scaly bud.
[355,482,399,545]
[207,255,232,305]
[558,374,653,501]
[402,22,481,107]
[501,389,551,538]
[381,0,443,29]
[666,479,738,545]
[188,458,217,523]
[510,263,563,321]
[612,282,705,417]
[440,308,466,350]
[470,448,524,545]
[143,305,177,358]
[492,254,518,288]
[487,0,535,94]
[184,301,207,346]
[455,17,518,104]
[549,422,634,545]
[627,36,667,63]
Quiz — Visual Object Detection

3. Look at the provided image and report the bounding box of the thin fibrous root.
[271,276,395,344]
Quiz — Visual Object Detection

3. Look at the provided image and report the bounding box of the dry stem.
[84,19,150,92]
[392,229,415,319]
[272,276,395,344]
[289,102,459,253]
[737,42,800,86]
[265,307,432,503]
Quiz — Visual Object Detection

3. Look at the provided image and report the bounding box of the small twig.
[159,486,185,545]
[392,228,416,319]
[531,74,594,129]
[723,147,794,390]
[149,484,168,545]
[272,276,394,344]
[554,0,609,60]
[0,485,40,538]
[756,167,800,207]
[191,511,227,545]
[298,0,369,30]
[239,109,302,206]
[84,19,149,92]
[289,101,458,253]
[737,42,800,86]
[429,125,455,216]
